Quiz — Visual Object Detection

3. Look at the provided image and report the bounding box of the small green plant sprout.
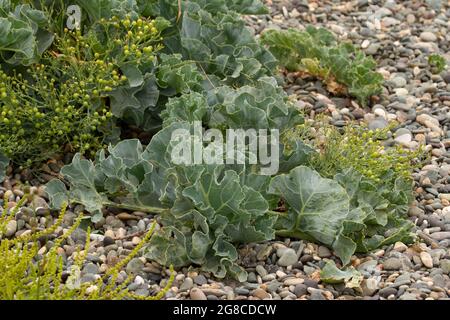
[428,54,447,74]
[0,195,174,300]
[261,26,384,106]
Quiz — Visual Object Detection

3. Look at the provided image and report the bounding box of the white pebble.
[134,275,145,285]
[420,252,433,268]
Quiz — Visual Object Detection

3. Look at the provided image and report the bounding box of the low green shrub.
[428,54,447,74]
[261,26,384,106]
[46,120,421,280]
[0,195,174,300]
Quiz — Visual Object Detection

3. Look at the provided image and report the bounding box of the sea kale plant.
[1,0,419,281]
[47,81,417,283]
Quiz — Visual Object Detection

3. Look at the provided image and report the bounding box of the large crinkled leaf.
[145,227,192,267]
[269,166,350,245]
[143,122,192,172]
[60,153,100,191]
[109,75,160,129]
[46,140,162,216]
[146,163,275,279]
[73,0,139,21]
[269,166,355,264]
[153,2,275,86]
[46,179,69,210]
[208,77,301,130]
[53,154,106,216]
[142,0,268,19]
[278,140,315,174]
[335,169,415,253]
[161,92,208,128]
[120,63,144,88]
[178,9,276,86]
[182,169,245,218]
[96,140,154,195]
[160,77,303,131]
[268,167,414,265]
[156,53,204,96]
[187,0,268,15]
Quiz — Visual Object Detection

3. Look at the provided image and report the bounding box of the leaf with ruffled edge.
[269,166,355,265]
[0,3,54,65]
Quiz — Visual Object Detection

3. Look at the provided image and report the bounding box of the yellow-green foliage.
[0,195,174,300]
[284,120,426,185]
[0,16,163,167]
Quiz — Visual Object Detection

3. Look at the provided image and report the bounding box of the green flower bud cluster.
[285,121,426,186]
[117,16,163,65]
[333,126,422,183]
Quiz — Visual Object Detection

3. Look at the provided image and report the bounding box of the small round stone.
[420,252,434,268]
[190,288,207,300]
[420,32,437,42]
[277,248,298,267]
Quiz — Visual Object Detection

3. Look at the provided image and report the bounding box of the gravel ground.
[1,0,450,300]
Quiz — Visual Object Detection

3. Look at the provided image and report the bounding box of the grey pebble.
[368,118,388,130]
[126,258,144,274]
[70,228,87,245]
[277,248,298,267]
[383,258,402,270]
[256,264,268,277]
[440,260,450,274]
[5,220,17,238]
[317,246,332,258]
[379,287,398,298]
[294,284,308,297]
[193,274,208,286]
[82,262,99,275]
[180,277,194,291]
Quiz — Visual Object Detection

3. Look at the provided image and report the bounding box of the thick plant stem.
[275,229,309,240]
[103,201,167,215]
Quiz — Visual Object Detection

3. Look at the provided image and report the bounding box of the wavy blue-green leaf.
[0,152,8,183]
[0,3,54,65]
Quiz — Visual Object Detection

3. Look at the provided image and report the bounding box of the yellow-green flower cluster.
[117,17,163,64]
[324,125,424,183]
[0,16,164,167]
[285,121,426,185]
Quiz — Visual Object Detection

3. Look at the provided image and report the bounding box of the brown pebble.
[190,288,207,300]
[252,288,270,299]
[116,212,138,221]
